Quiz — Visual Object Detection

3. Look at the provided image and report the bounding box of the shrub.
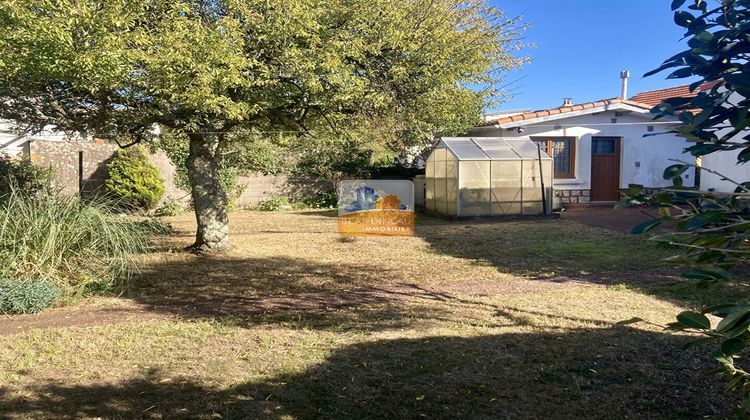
[257,195,289,211]
[105,146,165,211]
[0,189,150,295]
[154,198,184,217]
[302,191,338,209]
[0,278,61,314]
[0,156,53,199]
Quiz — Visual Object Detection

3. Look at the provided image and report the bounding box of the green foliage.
[292,135,376,186]
[257,195,289,212]
[0,0,528,243]
[0,189,150,295]
[0,156,53,198]
[645,0,750,160]
[627,0,750,411]
[154,198,184,217]
[302,191,338,209]
[105,146,165,211]
[0,278,61,314]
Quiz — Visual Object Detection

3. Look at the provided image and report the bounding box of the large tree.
[0,0,526,251]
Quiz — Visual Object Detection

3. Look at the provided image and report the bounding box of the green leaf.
[674,10,695,27]
[702,303,748,315]
[681,267,732,282]
[630,218,662,235]
[717,308,750,333]
[667,67,695,79]
[676,311,711,330]
[663,164,690,180]
[724,73,750,91]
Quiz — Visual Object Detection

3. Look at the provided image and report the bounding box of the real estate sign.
[337,180,414,236]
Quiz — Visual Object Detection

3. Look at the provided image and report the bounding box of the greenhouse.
[424,137,553,217]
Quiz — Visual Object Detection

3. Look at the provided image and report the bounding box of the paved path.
[561,206,663,233]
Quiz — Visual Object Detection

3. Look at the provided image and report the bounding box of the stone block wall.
[27,139,120,195]
[24,140,327,207]
[557,189,591,204]
[236,173,331,206]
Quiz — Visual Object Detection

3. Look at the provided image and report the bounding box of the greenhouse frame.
[424,137,554,217]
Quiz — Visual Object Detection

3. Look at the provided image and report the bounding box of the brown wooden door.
[590,137,621,201]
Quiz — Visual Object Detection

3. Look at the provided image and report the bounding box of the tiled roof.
[629,80,722,107]
[481,98,651,127]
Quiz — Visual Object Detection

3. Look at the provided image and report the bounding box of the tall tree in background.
[0,0,527,251]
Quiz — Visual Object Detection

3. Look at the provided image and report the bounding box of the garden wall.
[24,140,327,207]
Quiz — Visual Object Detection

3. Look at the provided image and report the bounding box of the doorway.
[590,137,621,201]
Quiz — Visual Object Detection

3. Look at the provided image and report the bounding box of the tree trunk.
[186,132,230,252]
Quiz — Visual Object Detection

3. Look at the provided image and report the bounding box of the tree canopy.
[0,0,527,250]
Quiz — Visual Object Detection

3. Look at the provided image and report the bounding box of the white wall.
[696,92,750,192]
[470,110,696,190]
[0,120,72,157]
[701,148,750,192]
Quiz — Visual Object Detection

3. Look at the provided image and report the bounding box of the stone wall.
[557,189,591,205]
[237,173,331,205]
[24,140,327,207]
[27,139,120,195]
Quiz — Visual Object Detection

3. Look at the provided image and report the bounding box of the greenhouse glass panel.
[519,142,544,159]
[522,160,544,201]
[442,139,489,160]
[424,138,552,217]
[459,160,491,216]
[446,153,457,177]
[492,202,522,215]
[491,161,522,203]
[425,152,435,177]
[433,147,447,162]
[425,177,435,211]
[435,174,447,215]
[446,179,457,215]
[435,156,447,178]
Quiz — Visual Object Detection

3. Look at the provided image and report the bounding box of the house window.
[531,137,575,178]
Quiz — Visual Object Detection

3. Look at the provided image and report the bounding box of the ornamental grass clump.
[0,189,151,296]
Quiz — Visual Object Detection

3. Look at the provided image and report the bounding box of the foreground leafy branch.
[621,0,750,409]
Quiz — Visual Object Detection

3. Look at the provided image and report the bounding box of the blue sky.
[490,0,697,111]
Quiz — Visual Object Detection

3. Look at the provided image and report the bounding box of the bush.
[302,191,338,209]
[0,278,61,314]
[257,195,289,211]
[0,156,53,199]
[154,198,184,217]
[105,146,165,211]
[0,189,150,295]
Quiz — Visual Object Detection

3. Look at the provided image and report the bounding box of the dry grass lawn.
[0,210,743,418]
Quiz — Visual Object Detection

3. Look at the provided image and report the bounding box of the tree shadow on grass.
[415,216,750,309]
[0,327,735,419]
[128,255,468,331]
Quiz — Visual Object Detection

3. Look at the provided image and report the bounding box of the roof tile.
[629,80,722,107]
[481,97,652,127]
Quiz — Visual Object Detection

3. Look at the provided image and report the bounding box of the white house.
[469,98,695,204]
[701,149,747,192]
[627,81,749,193]
[0,120,73,157]
[465,76,750,204]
